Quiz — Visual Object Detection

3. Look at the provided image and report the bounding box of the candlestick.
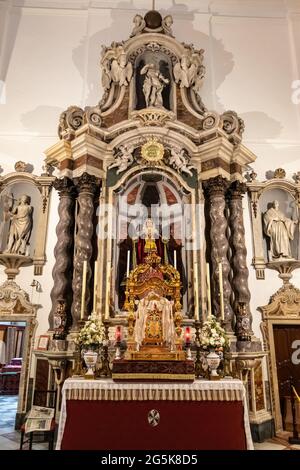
[126,250,130,277]
[206,263,212,317]
[93,261,98,314]
[174,250,177,270]
[80,260,87,320]
[218,262,225,321]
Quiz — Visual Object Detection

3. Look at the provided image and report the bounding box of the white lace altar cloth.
[56,378,254,450]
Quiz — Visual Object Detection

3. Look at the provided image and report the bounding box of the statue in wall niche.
[140,63,169,108]
[5,194,33,256]
[108,145,135,175]
[168,148,195,177]
[263,200,298,261]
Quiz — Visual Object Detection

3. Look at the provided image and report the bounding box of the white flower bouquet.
[199,315,228,351]
[76,315,105,351]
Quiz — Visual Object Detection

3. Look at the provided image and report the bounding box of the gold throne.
[124,242,184,361]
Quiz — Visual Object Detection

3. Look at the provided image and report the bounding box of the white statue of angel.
[108,145,134,175]
[173,50,204,89]
[130,14,146,37]
[101,46,133,91]
[169,148,195,177]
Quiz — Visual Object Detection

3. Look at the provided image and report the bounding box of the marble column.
[227,180,253,340]
[203,176,234,332]
[71,172,99,330]
[49,177,76,330]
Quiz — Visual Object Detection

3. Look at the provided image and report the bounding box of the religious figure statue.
[142,218,158,253]
[130,14,146,37]
[263,200,298,261]
[134,291,175,350]
[101,45,133,91]
[108,145,134,174]
[5,194,33,256]
[140,63,169,108]
[173,50,205,89]
[169,148,195,177]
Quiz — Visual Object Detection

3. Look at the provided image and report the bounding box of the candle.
[105,260,112,320]
[206,263,212,317]
[185,327,191,344]
[174,250,177,270]
[116,326,122,343]
[218,262,225,321]
[194,262,199,320]
[80,260,87,320]
[126,250,130,277]
[93,261,98,314]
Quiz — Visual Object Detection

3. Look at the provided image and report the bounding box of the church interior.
[0,0,300,452]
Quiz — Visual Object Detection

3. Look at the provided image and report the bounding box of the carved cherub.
[108,145,135,175]
[168,148,195,177]
[130,14,146,37]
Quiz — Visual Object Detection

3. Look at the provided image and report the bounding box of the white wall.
[0,0,300,363]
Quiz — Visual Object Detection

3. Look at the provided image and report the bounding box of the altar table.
[56,378,253,450]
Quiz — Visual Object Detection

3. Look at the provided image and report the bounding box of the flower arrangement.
[199,315,228,351]
[76,315,105,351]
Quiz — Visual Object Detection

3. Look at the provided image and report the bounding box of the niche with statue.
[0,163,54,278]
[247,169,300,281]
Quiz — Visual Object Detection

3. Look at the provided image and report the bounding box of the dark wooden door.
[273,324,300,424]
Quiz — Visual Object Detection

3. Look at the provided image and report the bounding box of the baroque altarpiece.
[40,9,274,438]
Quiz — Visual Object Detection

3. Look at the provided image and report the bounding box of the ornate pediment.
[0,280,35,316]
[258,283,300,319]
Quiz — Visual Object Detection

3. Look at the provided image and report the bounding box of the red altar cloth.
[56,378,253,450]
[61,400,246,450]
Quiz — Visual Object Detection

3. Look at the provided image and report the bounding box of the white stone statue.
[134,291,175,350]
[5,194,33,256]
[108,145,134,174]
[101,45,133,91]
[263,200,298,261]
[173,50,205,89]
[162,15,174,36]
[130,14,146,37]
[169,148,195,177]
[140,63,169,108]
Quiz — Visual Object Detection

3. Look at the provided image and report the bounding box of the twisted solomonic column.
[227,180,253,341]
[71,173,100,330]
[203,176,234,332]
[49,177,76,330]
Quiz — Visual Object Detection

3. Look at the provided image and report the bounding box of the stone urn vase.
[82,350,98,379]
[206,349,221,379]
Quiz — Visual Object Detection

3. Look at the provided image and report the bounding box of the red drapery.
[61,400,247,450]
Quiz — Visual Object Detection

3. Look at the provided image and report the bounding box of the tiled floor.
[254,431,300,451]
[0,395,299,450]
[0,395,48,450]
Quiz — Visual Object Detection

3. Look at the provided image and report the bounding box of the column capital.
[53,177,76,197]
[203,175,229,197]
[227,180,247,199]
[75,172,100,194]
